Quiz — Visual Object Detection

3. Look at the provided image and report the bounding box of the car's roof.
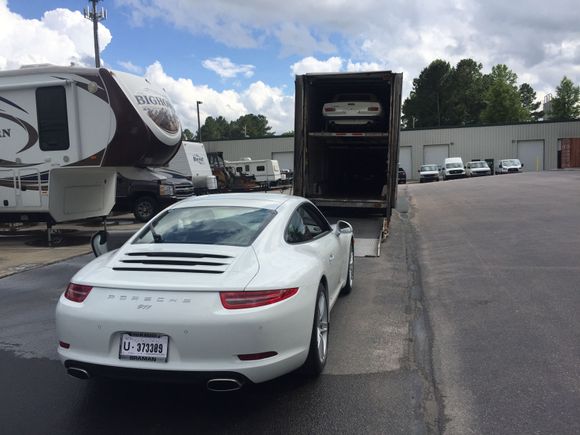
[172,193,300,211]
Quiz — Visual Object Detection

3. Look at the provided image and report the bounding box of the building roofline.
[402,119,580,132]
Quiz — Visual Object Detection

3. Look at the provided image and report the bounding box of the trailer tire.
[133,196,158,222]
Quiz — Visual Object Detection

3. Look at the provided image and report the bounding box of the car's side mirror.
[334,220,353,235]
[91,230,109,257]
[521,163,524,167]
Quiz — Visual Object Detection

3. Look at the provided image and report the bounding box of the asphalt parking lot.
[404,171,580,434]
[0,171,578,434]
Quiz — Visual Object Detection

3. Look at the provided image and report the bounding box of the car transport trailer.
[293,71,403,256]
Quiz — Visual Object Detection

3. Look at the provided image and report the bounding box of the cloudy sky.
[1,0,579,133]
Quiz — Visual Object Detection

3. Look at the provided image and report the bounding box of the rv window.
[236,167,243,173]
[245,165,250,172]
[36,86,70,151]
[257,166,265,172]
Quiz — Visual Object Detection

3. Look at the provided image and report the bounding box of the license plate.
[119,333,169,363]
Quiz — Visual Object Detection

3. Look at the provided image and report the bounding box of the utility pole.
[196,101,203,142]
[83,0,107,68]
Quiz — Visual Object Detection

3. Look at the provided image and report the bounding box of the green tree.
[549,76,580,120]
[199,116,230,141]
[182,128,194,140]
[232,114,274,138]
[198,113,275,140]
[280,130,294,137]
[402,59,453,128]
[480,64,526,124]
[518,83,542,121]
[447,59,487,125]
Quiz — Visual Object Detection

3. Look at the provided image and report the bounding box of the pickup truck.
[115,167,195,222]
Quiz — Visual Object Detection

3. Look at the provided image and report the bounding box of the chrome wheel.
[348,249,354,288]
[316,291,329,363]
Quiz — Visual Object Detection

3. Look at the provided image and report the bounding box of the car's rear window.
[134,206,276,247]
[334,93,376,102]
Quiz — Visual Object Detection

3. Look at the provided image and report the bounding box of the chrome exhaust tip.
[67,367,91,380]
[206,378,243,392]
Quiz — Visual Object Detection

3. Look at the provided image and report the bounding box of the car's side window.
[285,204,330,244]
[302,204,331,234]
[286,209,310,243]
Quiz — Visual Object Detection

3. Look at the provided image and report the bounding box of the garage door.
[399,147,412,180]
[272,151,294,171]
[517,140,544,171]
[423,144,449,166]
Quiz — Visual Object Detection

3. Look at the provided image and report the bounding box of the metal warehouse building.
[206,120,580,181]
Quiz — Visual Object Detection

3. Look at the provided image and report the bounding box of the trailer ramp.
[327,216,387,257]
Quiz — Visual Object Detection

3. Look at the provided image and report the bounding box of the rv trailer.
[0,65,182,225]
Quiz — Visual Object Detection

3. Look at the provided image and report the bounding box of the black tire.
[303,283,329,376]
[133,196,158,222]
[341,243,354,295]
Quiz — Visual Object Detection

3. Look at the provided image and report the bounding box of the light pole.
[83,0,107,68]
[196,101,203,142]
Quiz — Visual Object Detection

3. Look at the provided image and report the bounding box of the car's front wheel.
[303,283,329,376]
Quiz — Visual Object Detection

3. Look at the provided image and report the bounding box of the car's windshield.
[421,165,439,171]
[134,206,276,247]
[502,159,520,166]
[446,163,462,168]
[470,162,488,168]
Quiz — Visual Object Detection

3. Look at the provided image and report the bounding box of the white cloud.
[0,1,112,70]
[202,57,255,79]
[275,23,336,57]
[118,60,144,74]
[145,62,294,134]
[115,0,580,99]
[242,81,294,133]
[290,56,343,76]
[346,60,384,72]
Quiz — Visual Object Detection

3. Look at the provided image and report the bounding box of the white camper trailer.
[226,158,282,186]
[0,65,182,224]
[167,141,218,193]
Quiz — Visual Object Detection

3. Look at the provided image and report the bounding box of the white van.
[465,160,491,177]
[440,157,466,180]
[497,159,523,174]
[226,158,282,186]
[167,141,218,193]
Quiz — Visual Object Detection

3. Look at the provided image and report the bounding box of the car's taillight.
[64,283,93,303]
[238,351,278,361]
[220,288,299,309]
[324,107,336,112]
[367,106,379,111]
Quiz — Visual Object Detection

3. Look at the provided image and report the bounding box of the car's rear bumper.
[63,359,253,385]
[56,287,314,384]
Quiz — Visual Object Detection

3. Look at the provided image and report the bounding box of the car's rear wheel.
[341,243,354,295]
[303,283,329,376]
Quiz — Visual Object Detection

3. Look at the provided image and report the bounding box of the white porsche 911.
[56,193,354,391]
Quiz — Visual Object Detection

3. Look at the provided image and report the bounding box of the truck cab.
[115,167,195,222]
